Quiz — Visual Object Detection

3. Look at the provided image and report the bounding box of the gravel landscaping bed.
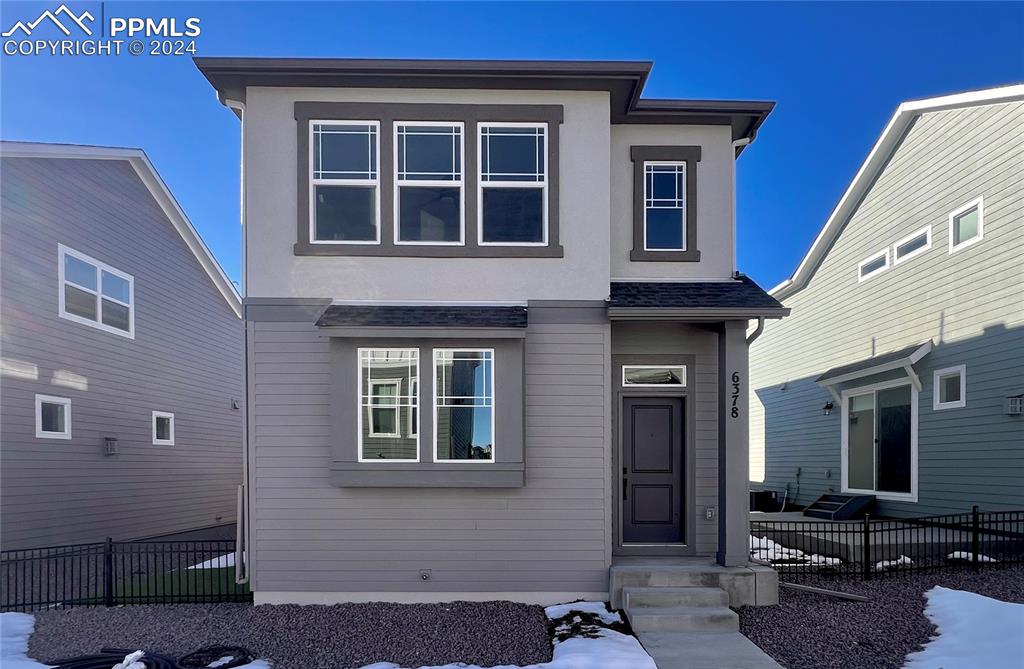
[29,600,552,669]
[737,563,1024,669]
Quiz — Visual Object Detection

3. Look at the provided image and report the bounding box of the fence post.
[103,537,114,607]
[862,514,871,580]
[971,506,980,573]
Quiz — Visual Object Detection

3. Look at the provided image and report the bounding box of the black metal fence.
[750,507,1024,581]
[1,538,251,612]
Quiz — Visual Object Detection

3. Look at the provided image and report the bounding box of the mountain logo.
[2,4,95,38]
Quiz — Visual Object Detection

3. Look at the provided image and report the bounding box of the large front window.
[359,348,419,461]
[59,244,134,337]
[844,382,916,499]
[479,124,547,245]
[396,122,464,244]
[311,121,380,243]
[434,349,494,461]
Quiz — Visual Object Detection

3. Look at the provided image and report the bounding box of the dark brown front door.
[622,397,684,543]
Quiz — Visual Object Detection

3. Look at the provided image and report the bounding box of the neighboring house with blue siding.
[0,142,244,549]
[749,85,1024,517]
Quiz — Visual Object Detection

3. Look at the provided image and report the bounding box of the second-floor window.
[311,121,380,243]
[58,244,134,338]
[479,124,547,245]
[643,162,686,251]
[396,122,464,244]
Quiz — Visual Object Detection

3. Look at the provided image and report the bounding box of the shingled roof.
[316,305,528,328]
[608,276,788,317]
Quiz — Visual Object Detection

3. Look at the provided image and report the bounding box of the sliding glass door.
[843,382,916,499]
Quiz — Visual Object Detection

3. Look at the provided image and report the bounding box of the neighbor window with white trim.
[893,226,931,264]
[857,248,889,281]
[933,365,966,410]
[643,162,687,251]
[59,245,134,337]
[395,122,464,244]
[152,411,175,445]
[622,365,686,387]
[479,123,547,245]
[434,349,494,461]
[311,121,380,243]
[359,348,419,461]
[36,394,71,439]
[949,197,983,252]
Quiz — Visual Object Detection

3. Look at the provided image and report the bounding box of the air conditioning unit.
[1007,395,1023,416]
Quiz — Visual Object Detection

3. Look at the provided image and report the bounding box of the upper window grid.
[948,197,984,253]
[857,248,889,282]
[394,122,465,246]
[58,244,134,338]
[892,226,932,265]
[357,348,420,462]
[434,348,495,463]
[478,123,548,247]
[643,162,687,252]
[309,121,382,245]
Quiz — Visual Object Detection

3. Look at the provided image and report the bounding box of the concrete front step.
[609,560,779,609]
[624,586,730,608]
[626,605,740,633]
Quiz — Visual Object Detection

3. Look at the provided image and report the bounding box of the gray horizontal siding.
[0,157,243,548]
[249,319,610,595]
[750,101,1024,517]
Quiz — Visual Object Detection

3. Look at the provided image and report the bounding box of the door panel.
[877,386,912,493]
[623,397,683,543]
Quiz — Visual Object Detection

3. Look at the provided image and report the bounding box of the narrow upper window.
[36,394,71,439]
[395,122,464,244]
[949,197,983,252]
[479,123,547,245]
[643,163,686,251]
[893,226,931,264]
[311,121,380,244]
[933,365,966,410]
[152,411,175,445]
[434,349,494,462]
[858,248,889,282]
[59,244,134,337]
[359,348,419,461]
[622,365,686,387]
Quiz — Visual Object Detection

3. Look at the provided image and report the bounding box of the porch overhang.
[315,304,528,338]
[815,340,933,402]
[607,276,790,321]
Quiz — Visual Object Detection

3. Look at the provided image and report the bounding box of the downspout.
[730,136,752,275]
[224,98,250,585]
[746,316,765,345]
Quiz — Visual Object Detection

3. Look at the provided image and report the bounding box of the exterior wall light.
[822,401,834,416]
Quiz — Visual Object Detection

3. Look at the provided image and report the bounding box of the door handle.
[623,467,628,501]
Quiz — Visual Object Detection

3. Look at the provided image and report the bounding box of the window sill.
[630,249,701,262]
[331,461,525,487]
[295,242,564,258]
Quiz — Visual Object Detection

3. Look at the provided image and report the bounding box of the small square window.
[152,411,175,445]
[479,124,547,245]
[310,121,380,243]
[622,365,686,387]
[36,394,71,439]
[949,197,984,252]
[933,366,966,410]
[858,249,889,281]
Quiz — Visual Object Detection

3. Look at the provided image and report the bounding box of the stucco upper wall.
[243,86,612,301]
[610,124,735,280]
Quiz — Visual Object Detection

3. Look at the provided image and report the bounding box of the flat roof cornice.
[193,57,774,147]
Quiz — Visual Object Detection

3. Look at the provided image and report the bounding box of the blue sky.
[2,1,1022,291]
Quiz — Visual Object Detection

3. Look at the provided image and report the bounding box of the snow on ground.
[0,613,270,669]
[750,535,842,568]
[903,586,1024,669]
[946,551,998,563]
[187,552,236,570]
[875,555,913,571]
[360,602,656,669]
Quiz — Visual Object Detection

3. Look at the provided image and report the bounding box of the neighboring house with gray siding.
[198,57,788,607]
[750,85,1024,517]
[0,142,244,549]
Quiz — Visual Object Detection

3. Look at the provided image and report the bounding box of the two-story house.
[0,142,244,549]
[749,85,1024,517]
[197,58,787,611]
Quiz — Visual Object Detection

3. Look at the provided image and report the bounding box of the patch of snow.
[359,602,655,669]
[208,656,237,668]
[1,613,53,669]
[874,555,913,571]
[187,553,235,570]
[903,586,1024,669]
[808,554,841,566]
[749,535,776,550]
[946,551,998,563]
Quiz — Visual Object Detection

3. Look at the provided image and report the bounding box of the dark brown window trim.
[295,101,564,258]
[630,145,702,262]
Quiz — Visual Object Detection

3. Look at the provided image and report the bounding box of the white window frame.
[892,225,932,265]
[948,196,984,253]
[357,348,420,463]
[58,244,135,338]
[840,379,918,502]
[433,348,495,463]
[478,122,549,247]
[642,161,687,252]
[35,394,71,439]
[367,378,403,437]
[933,364,967,410]
[408,378,419,438]
[621,365,687,388]
[857,248,889,282]
[308,120,382,246]
[394,121,465,246]
[152,410,175,445]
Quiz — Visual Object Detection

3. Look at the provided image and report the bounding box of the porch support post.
[717,320,750,567]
